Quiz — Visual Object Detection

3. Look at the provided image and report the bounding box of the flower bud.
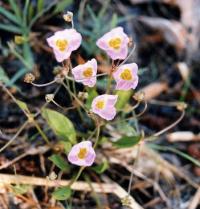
[176,102,187,111]
[78,92,88,99]
[63,11,73,22]
[121,195,131,207]
[45,94,54,103]
[49,171,57,180]
[24,73,35,83]
[14,35,25,45]
[53,66,63,75]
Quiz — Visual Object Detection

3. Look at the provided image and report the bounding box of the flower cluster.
[47,26,139,167]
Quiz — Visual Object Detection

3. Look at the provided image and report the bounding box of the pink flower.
[68,141,96,166]
[113,63,139,90]
[91,94,118,120]
[96,27,129,60]
[47,29,82,62]
[71,59,97,87]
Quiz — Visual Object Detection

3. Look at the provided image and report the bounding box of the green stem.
[106,60,114,94]
[62,81,88,113]
[32,120,50,145]
[68,166,85,187]
[93,125,101,149]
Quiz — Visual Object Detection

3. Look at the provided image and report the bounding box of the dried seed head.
[53,66,63,75]
[24,73,35,83]
[63,11,73,22]
[14,35,25,44]
[121,195,131,207]
[78,92,88,99]
[133,91,145,102]
[45,94,54,103]
[49,171,57,180]
[176,102,187,111]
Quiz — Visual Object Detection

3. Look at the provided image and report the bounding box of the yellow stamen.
[56,39,68,51]
[77,148,87,159]
[96,100,105,109]
[83,67,93,78]
[108,37,121,50]
[120,69,133,80]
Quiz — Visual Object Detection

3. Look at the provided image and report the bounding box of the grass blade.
[37,0,44,13]
[8,0,22,21]
[0,23,22,33]
[0,7,21,25]
[23,0,30,27]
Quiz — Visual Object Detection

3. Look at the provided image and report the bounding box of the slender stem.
[117,43,136,68]
[0,83,28,116]
[51,100,76,111]
[62,81,88,113]
[1,82,50,145]
[146,110,185,141]
[93,125,101,149]
[68,166,85,187]
[118,101,140,112]
[153,110,185,137]
[7,42,30,70]
[106,60,114,94]
[127,143,141,195]
[110,100,147,125]
[0,121,29,153]
[32,120,50,145]
[149,100,180,107]
[31,78,58,87]
[135,100,147,118]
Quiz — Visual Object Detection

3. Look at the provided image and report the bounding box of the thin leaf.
[22,43,34,69]
[9,68,27,85]
[52,186,72,200]
[0,23,22,33]
[16,99,29,113]
[98,0,110,18]
[0,67,10,85]
[0,7,20,25]
[8,0,22,21]
[86,5,98,23]
[41,108,76,143]
[110,13,118,29]
[53,0,73,14]
[37,0,44,13]
[29,1,57,29]
[28,2,34,23]
[113,135,141,148]
[92,160,109,174]
[49,154,69,171]
[23,0,30,27]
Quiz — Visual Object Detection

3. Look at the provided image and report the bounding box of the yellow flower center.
[77,148,88,159]
[83,67,93,78]
[120,69,132,80]
[108,37,121,50]
[96,100,105,109]
[55,39,68,51]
